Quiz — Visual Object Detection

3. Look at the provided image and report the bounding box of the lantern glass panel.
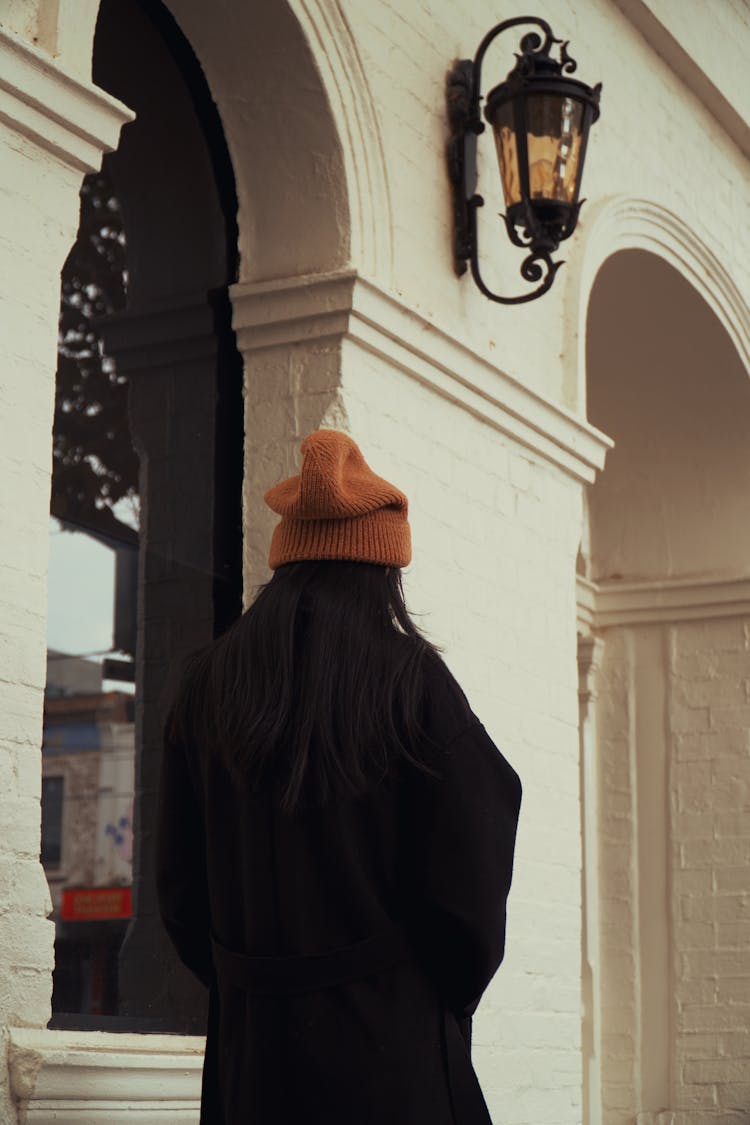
[490,100,521,208]
[491,92,584,209]
[525,93,584,202]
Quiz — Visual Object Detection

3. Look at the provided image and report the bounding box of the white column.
[0,26,131,1125]
[578,632,605,1124]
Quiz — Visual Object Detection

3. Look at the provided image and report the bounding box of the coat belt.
[210,920,414,997]
[210,922,494,1124]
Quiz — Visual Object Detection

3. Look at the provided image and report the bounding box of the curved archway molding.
[566,196,750,410]
[160,0,392,286]
[289,0,394,282]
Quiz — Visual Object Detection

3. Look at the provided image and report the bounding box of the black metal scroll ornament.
[446,17,602,305]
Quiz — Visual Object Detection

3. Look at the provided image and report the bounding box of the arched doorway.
[579,249,750,1122]
[46,0,243,1032]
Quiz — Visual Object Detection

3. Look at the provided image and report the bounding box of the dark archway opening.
[45,0,242,1033]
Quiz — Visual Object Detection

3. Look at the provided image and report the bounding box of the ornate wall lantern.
[447,17,602,304]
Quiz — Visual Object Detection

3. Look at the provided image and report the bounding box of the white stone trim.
[566,196,750,411]
[578,633,605,709]
[0,27,133,172]
[577,576,598,635]
[8,1027,204,1123]
[232,270,358,349]
[577,574,750,629]
[290,1,393,281]
[231,271,613,484]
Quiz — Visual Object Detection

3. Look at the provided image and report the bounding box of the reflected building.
[41,0,244,1038]
[42,652,135,1019]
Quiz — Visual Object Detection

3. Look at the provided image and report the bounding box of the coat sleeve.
[155,714,213,990]
[404,679,522,1020]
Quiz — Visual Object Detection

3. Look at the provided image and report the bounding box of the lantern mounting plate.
[446,16,601,305]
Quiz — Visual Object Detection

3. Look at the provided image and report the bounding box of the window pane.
[41,776,64,868]
[46,0,242,1033]
[46,167,137,1022]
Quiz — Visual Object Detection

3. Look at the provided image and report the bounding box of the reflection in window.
[54,169,138,540]
[41,777,64,868]
[45,169,137,1021]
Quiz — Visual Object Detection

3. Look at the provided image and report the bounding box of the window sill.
[8,1026,205,1123]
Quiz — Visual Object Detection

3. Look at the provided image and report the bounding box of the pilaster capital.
[578,573,750,629]
[231,270,612,485]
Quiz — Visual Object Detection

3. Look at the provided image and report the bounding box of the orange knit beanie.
[264,430,411,569]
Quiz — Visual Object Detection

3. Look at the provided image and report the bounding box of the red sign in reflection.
[61,886,132,921]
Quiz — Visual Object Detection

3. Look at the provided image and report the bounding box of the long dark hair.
[165,560,443,811]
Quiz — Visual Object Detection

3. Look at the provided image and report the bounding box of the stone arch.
[287,0,394,281]
[51,0,393,283]
[565,196,750,411]
[587,249,750,584]
[159,0,393,284]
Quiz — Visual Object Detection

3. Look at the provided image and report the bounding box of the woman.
[156,429,522,1124]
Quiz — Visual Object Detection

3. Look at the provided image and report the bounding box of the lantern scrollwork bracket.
[446,16,602,305]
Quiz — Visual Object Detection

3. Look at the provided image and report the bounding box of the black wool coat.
[156,656,522,1125]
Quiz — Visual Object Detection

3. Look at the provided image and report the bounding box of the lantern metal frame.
[446,16,602,304]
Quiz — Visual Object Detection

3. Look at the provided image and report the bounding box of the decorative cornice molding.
[231,271,612,485]
[8,1027,204,1119]
[0,28,133,173]
[611,0,750,160]
[231,271,357,350]
[576,575,598,635]
[577,574,750,630]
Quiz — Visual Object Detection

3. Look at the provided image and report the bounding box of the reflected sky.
[47,516,134,694]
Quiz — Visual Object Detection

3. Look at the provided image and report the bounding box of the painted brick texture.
[594,628,640,1124]
[0,126,85,1122]
[242,338,349,593]
[595,619,750,1124]
[670,619,750,1119]
[341,0,750,411]
[341,341,585,1124]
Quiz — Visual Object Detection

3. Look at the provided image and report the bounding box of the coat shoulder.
[418,652,522,805]
[420,652,478,745]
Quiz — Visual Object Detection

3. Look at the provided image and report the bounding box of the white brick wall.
[338,0,750,410]
[0,22,129,1120]
[670,619,750,1117]
[0,126,85,1122]
[238,336,349,593]
[594,618,750,1123]
[341,342,586,1123]
[595,628,641,1123]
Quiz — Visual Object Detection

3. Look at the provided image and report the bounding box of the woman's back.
[156,431,522,1124]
